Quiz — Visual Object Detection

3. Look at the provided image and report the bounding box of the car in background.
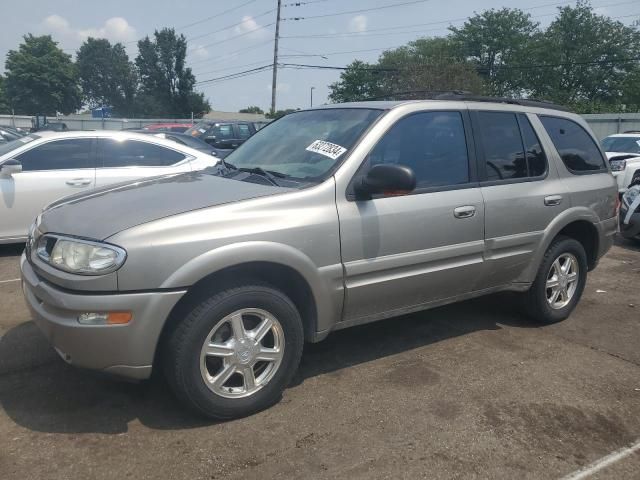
[619,177,640,243]
[142,123,194,133]
[0,126,25,143]
[185,120,257,157]
[138,130,223,158]
[601,132,640,193]
[0,130,217,243]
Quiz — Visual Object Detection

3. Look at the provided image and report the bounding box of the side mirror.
[354,164,416,200]
[0,159,22,177]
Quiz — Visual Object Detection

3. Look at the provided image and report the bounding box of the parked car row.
[601,131,640,193]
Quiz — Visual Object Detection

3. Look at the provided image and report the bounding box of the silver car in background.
[21,98,618,419]
[0,130,218,243]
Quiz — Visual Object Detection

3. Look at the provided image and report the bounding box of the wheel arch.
[158,241,343,344]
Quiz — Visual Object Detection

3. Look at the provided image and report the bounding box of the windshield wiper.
[223,160,288,186]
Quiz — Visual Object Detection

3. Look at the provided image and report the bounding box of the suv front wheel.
[525,236,588,324]
[164,284,304,419]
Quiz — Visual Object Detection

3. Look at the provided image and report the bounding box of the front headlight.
[36,235,127,275]
[610,159,627,172]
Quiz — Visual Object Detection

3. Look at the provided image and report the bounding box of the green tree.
[376,37,484,97]
[328,60,385,102]
[0,75,9,113]
[328,39,484,103]
[449,8,539,96]
[526,1,640,112]
[4,34,81,115]
[135,28,210,117]
[265,108,299,119]
[76,38,137,116]
[239,106,264,114]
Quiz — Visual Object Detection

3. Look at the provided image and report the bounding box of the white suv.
[601,132,640,193]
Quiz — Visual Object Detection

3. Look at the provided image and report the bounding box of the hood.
[39,171,291,240]
[605,151,640,160]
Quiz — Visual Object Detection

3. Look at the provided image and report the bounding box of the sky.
[1,0,638,113]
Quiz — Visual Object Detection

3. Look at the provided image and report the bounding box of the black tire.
[164,284,304,419]
[524,236,588,324]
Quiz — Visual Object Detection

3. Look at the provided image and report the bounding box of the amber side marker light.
[78,312,132,325]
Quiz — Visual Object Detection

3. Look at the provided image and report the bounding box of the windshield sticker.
[198,128,207,133]
[306,140,347,160]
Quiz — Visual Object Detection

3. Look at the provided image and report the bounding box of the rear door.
[95,138,192,186]
[0,137,96,240]
[470,109,568,287]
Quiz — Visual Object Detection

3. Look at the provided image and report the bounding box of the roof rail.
[364,90,572,112]
[432,93,572,112]
[623,130,640,134]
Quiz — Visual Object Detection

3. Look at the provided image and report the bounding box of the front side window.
[16,138,93,171]
[539,116,606,173]
[365,111,469,189]
[208,124,234,140]
[99,139,186,167]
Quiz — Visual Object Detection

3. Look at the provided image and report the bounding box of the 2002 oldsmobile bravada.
[22,96,618,419]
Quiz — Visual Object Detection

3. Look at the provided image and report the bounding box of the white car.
[601,133,640,193]
[0,130,218,243]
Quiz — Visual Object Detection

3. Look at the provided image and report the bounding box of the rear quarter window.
[539,116,606,174]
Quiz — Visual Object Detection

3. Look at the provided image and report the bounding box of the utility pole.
[270,0,282,114]
[310,86,315,108]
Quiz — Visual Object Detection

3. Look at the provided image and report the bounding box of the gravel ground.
[0,239,639,480]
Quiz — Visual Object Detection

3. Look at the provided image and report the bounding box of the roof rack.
[432,93,572,112]
[364,90,572,112]
[623,130,640,134]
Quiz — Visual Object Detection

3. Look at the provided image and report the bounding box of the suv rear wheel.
[525,236,588,324]
[164,284,304,419]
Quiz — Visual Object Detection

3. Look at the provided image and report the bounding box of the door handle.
[66,178,92,187]
[544,195,563,206]
[453,205,476,219]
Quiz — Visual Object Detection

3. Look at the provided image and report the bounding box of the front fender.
[160,241,344,337]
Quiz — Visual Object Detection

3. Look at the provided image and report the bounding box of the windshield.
[602,136,640,154]
[185,122,212,138]
[0,134,39,157]
[224,108,383,180]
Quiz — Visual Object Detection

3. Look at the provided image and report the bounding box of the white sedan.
[0,130,218,243]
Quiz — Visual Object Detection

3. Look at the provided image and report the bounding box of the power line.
[186,8,276,44]
[196,64,274,85]
[189,41,273,67]
[177,0,259,30]
[282,0,432,21]
[195,22,275,50]
[280,0,638,38]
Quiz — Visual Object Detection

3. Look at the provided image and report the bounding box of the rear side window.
[207,124,234,140]
[518,114,547,177]
[367,111,470,189]
[99,139,186,167]
[16,138,93,171]
[477,112,528,181]
[237,124,252,139]
[539,116,606,173]
[476,112,548,181]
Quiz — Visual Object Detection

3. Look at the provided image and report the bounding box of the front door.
[336,110,486,323]
[0,137,96,241]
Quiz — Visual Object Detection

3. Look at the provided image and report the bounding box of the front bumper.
[21,254,186,380]
[619,208,640,239]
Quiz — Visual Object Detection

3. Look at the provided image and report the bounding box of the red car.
[142,123,194,133]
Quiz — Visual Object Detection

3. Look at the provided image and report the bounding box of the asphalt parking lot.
[0,240,639,479]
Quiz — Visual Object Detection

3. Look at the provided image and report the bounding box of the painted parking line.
[0,278,20,284]
[560,439,640,480]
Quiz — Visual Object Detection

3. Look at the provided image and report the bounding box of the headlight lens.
[36,235,126,275]
[609,159,626,172]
